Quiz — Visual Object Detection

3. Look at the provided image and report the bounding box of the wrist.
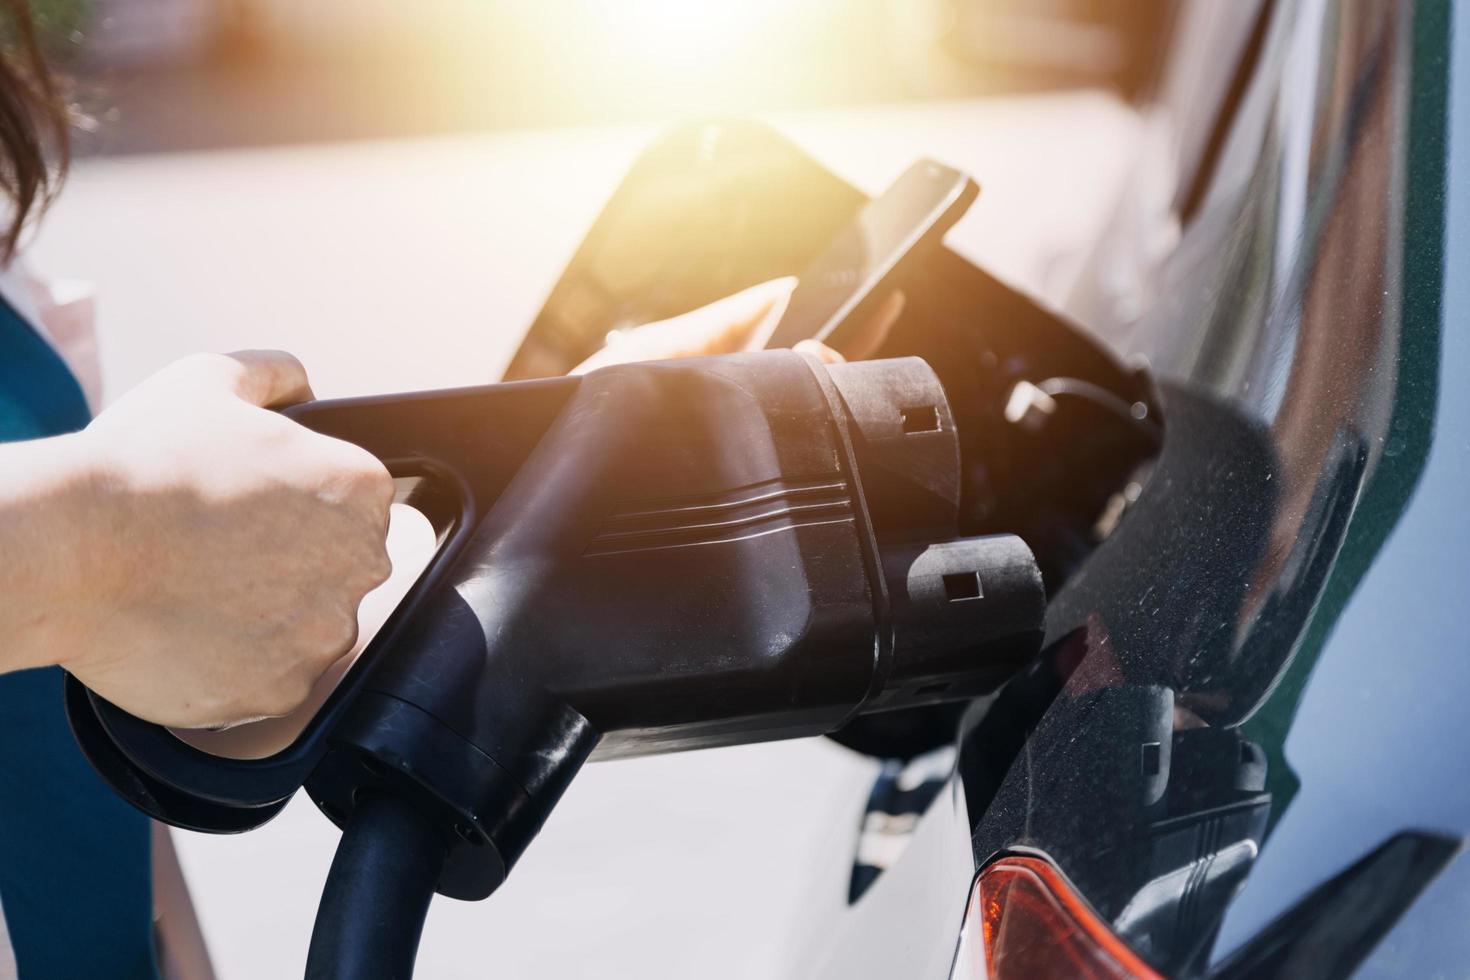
[0,430,134,672]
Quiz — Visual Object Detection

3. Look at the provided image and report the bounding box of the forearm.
[0,432,113,673]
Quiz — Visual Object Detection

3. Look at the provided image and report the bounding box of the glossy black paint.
[1212,832,1459,980]
[959,0,1465,975]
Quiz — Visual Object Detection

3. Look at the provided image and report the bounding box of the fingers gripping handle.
[63,376,581,833]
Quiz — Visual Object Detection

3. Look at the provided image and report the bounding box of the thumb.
[224,350,315,408]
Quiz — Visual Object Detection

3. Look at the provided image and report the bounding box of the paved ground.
[27,94,1137,978]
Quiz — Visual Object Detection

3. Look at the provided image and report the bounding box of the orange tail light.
[954,855,1163,980]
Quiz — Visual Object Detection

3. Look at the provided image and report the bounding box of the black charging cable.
[305,793,447,980]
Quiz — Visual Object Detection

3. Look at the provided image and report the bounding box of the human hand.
[571,277,903,373]
[57,351,394,728]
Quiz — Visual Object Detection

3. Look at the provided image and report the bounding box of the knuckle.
[291,606,358,663]
[362,547,393,589]
[321,606,362,657]
[374,473,396,511]
[352,457,395,507]
[333,531,391,594]
[318,442,393,513]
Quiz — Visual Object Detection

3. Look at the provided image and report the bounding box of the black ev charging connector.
[65,350,1044,977]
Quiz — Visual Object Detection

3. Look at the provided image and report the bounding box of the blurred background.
[38,0,1172,154]
[23,1,1186,977]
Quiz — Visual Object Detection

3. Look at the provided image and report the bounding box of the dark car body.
[933,1,1466,975]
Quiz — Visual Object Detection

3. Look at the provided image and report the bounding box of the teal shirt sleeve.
[0,292,158,979]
